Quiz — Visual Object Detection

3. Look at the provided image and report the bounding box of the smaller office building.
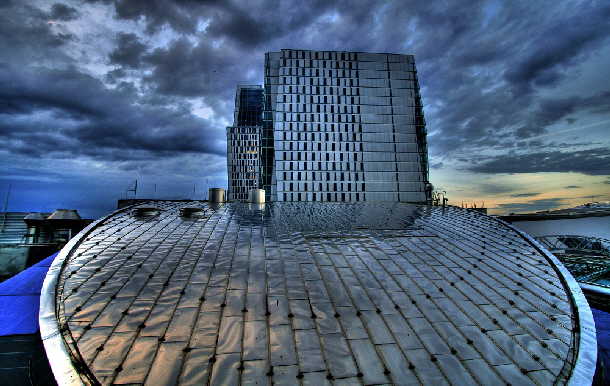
[226,85,264,201]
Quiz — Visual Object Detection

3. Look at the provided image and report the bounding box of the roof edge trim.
[39,204,137,386]
[496,218,598,385]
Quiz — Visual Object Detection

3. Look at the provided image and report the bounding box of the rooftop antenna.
[1,184,11,232]
[127,180,138,198]
[154,183,157,199]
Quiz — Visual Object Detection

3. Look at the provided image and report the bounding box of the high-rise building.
[228,49,431,203]
[263,49,430,202]
[226,85,263,201]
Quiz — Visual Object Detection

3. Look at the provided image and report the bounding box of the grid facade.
[226,85,264,201]
[263,49,430,203]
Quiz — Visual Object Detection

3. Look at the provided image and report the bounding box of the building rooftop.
[40,201,596,385]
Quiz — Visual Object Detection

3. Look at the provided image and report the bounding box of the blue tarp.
[592,307,610,384]
[0,253,57,336]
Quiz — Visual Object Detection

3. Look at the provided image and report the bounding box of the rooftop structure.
[1,210,91,281]
[536,235,610,310]
[40,200,596,385]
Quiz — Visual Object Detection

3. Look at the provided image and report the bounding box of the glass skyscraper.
[228,49,431,203]
[226,85,263,201]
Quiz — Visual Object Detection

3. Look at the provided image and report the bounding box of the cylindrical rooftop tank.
[249,189,265,204]
[209,188,225,203]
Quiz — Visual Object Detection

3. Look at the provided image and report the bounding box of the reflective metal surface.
[41,202,596,385]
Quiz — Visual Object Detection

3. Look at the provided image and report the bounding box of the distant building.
[227,50,431,203]
[0,209,91,281]
[226,85,264,201]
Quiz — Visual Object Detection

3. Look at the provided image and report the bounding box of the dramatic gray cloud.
[1,0,609,217]
[468,147,610,175]
[496,198,567,213]
[510,193,542,198]
[50,3,78,21]
[108,32,148,68]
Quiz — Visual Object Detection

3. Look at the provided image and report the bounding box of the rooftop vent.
[131,207,160,217]
[209,188,225,203]
[249,189,265,204]
[179,206,209,218]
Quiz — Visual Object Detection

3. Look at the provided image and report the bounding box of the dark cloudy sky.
[1,0,609,218]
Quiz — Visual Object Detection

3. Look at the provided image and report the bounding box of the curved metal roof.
[40,201,596,385]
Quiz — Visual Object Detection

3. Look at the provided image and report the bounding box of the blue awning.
[0,254,57,336]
